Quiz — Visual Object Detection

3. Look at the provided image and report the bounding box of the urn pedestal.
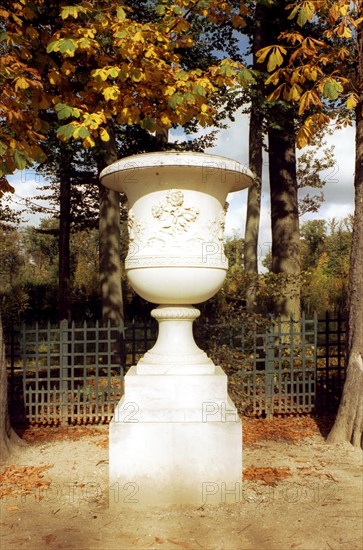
[100,152,253,507]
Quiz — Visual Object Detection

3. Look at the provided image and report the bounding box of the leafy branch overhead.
[0,0,254,187]
[256,0,361,147]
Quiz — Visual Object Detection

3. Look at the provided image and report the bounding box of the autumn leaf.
[0,177,15,196]
[57,123,77,140]
[256,46,286,72]
[103,86,120,101]
[83,135,95,148]
[99,127,110,142]
[43,534,57,544]
[267,46,287,72]
[72,125,90,139]
[296,124,312,148]
[60,5,88,20]
[14,150,27,170]
[140,117,155,131]
[297,1,315,27]
[55,103,73,120]
[346,93,358,110]
[116,6,126,21]
[160,113,172,127]
[14,76,30,90]
[48,70,62,85]
[322,78,344,100]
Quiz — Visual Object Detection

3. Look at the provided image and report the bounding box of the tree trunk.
[327,19,363,448]
[244,3,266,311]
[59,170,71,321]
[0,309,25,460]
[97,126,124,325]
[268,112,301,321]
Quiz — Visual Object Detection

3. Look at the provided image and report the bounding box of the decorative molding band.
[125,256,229,269]
[151,307,201,320]
[138,350,213,366]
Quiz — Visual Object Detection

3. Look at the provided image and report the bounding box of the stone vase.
[100,151,253,507]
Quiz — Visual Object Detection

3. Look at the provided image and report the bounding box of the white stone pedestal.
[109,366,242,507]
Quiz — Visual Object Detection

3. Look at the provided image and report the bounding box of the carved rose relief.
[207,209,226,244]
[128,210,146,242]
[152,190,199,235]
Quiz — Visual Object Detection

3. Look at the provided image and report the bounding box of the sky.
[6,111,355,267]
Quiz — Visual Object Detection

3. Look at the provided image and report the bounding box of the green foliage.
[0,227,29,324]
[300,218,352,316]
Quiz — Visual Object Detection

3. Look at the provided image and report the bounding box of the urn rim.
[100,151,254,193]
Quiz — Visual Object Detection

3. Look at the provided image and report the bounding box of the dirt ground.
[0,417,362,550]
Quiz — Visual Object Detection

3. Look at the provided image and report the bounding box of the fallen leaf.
[166,539,191,548]
[43,534,57,544]
[243,466,292,486]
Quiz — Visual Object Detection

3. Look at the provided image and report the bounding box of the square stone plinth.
[109,366,242,507]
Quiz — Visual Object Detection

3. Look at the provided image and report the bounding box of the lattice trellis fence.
[5,313,346,423]
[198,313,318,418]
[21,320,124,425]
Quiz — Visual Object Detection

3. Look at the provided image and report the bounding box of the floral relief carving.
[151,190,199,235]
[128,209,146,243]
[207,209,226,244]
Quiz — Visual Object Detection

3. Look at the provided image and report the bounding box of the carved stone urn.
[100,151,253,507]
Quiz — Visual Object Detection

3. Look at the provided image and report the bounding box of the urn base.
[109,366,242,507]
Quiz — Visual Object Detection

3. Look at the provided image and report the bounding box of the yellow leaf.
[83,135,95,148]
[91,68,109,81]
[164,85,176,96]
[116,6,126,21]
[346,94,358,110]
[131,69,144,82]
[99,128,110,142]
[256,45,274,64]
[160,113,172,127]
[328,5,339,23]
[14,77,30,90]
[265,71,281,86]
[61,6,87,20]
[267,84,285,102]
[133,31,144,42]
[303,66,318,81]
[103,86,120,101]
[288,84,302,102]
[337,23,352,38]
[83,113,104,129]
[267,47,286,72]
[296,124,312,148]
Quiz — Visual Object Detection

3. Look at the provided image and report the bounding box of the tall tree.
[328,8,363,448]
[263,0,362,447]
[233,0,303,319]
[0,215,26,458]
[0,310,25,459]
[244,2,266,311]
[267,104,301,320]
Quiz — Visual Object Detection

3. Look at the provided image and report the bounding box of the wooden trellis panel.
[21,320,124,425]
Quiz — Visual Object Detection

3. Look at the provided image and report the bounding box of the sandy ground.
[0,420,362,550]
